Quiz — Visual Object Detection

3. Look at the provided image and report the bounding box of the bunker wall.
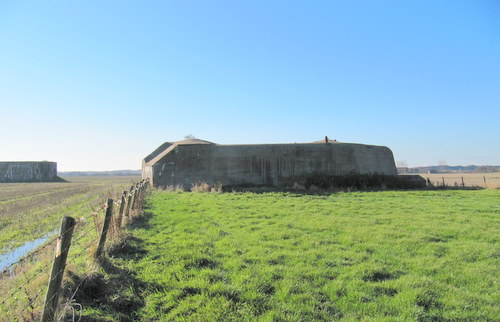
[0,162,57,183]
[147,143,397,188]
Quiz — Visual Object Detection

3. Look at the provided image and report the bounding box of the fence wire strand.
[20,286,45,316]
[0,222,96,307]
[0,258,52,305]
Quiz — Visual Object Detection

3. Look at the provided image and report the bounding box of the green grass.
[103,189,500,320]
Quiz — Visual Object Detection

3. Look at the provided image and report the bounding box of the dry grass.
[191,181,223,192]
[162,184,185,192]
[161,182,223,192]
[420,172,500,189]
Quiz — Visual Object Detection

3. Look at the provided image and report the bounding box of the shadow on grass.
[64,265,146,322]
[62,216,152,321]
[222,174,487,195]
[127,210,153,230]
[225,184,484,196]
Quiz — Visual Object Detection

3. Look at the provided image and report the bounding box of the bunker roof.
[145,138,389,167]
[175,139,214,145]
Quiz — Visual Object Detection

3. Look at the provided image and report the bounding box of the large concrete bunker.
[142,139,398,189]
[0,161,58,183]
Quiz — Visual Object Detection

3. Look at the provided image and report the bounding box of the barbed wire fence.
[0,179,150,321]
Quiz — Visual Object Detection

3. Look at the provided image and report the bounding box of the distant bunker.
[142,139,422,190]
[0,161,58,183]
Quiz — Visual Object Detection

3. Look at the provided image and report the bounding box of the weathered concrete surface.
[0,161,57,183]
[143,139,397,188]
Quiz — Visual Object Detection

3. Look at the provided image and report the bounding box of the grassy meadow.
[0,176,138,251]
[94,189,500,320]
[1,179,499,320]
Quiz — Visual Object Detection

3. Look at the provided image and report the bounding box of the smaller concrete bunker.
[0,161,58,183]
[142,139,398,189]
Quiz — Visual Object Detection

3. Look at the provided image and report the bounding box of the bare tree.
[396,160,408,168]
[396,160,409,174]
[438,160,447,173]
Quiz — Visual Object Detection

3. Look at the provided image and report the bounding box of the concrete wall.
[0,162,57,183]
[144,142,397,188]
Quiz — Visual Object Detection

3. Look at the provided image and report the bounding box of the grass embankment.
[95,190,500,320]
[0,176,138,251]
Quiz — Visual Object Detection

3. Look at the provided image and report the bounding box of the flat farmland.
[418,172,500,188]
[0,176,139,251]
[1,181,499,320]
[97,189,500,321]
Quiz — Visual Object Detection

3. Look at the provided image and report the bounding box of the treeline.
[398,165,500,174]
[59,170,141,177]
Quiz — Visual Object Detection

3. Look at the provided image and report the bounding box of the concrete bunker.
[0,161,58,183]
[142,139,406,189]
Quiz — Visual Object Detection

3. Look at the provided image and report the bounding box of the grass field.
[91,189,500,320]
[1,181,499,320]
[416,172,500,189]
[0,176,139,252]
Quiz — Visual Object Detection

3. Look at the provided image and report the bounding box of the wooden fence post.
[133,183,140,209]
[131,184,138,211]
[143,181,148,205]
[442,176,445,187]
[136,183,142,211]
[95,199,113,258]
[41,216,76,322]
[461,176,465,188]
[484,176,487,188]
[125,186,133,218]
[117,191,127,228]
[138,182,146,210]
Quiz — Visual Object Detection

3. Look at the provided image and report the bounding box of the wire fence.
[0,179,150,321]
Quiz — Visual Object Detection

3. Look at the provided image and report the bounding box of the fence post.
[138,182,146,210]
[133,183,140,209]
[95,199,113,258]
[143,181,148,206]
[442,176,445,187]
[131,184,138,211]
[483,176,487,188]
[125,190,133,219]
[41,216,76,322]
[117,191,127,228]
[136,183,142,211]
[461,176,465,188]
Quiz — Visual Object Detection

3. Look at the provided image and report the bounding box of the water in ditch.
[0,232,57,272]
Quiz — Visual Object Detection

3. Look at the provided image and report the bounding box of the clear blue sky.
[1,1,499,171]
